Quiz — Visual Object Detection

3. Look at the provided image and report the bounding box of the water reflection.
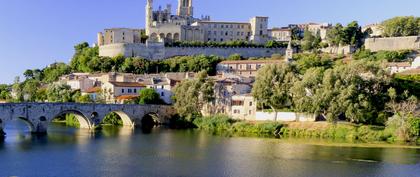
[0,122,420,177]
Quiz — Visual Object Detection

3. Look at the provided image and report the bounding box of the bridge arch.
[103,111,134,127]
[53,110,92,129]
[17,117,35,132]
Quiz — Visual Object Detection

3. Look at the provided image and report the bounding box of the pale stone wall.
[365,36,420,52]
[99,43,286,60]
[256,112,316,122]
[321,45,356,54]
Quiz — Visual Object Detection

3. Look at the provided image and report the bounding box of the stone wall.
[99,42,286,60]
[255,111,316,122]
[321,45,356,54]
[365,36,420,52]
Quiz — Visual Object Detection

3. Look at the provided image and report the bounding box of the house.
[216,59,283,77]
[102,81,145,103]
[230,94,257,120]
[81,87,101,102]
[387,62,412,74]
[387,56,420,74]
[59,73,96,92]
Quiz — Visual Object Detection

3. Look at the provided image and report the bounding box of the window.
[128,89,132,93]
[249,102,253,106]
[161,92,165,96]
[134,89,137,93]
[260,30,263,35]
[221,25,224,28]
[161,85,164,89]
[221,38,223,42]
[232,100,244,106]
[233,110,240,114]
[121,89,125,93]
[225,32,228,36]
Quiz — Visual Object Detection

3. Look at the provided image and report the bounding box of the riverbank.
[192,115,420,145]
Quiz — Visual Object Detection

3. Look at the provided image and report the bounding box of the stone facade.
[99,42,286,60]
[321,45,356,55]
[0,103,175,134]
[365,36,420,52]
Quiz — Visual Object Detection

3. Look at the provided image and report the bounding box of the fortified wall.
[365,36,420,52]
[99,42,286,60]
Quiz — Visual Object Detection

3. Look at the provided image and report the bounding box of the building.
[58,73,97,92]
[289,23,331,41]
[102,82,145,103]
[98,0,270,46]
[98,28,143,46]
[216,59,283,77]
[387,56,420,74]
[269,27,292,42]
[230,94,257,120]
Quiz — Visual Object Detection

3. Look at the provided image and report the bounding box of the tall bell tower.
[177,0,193,17]
[145,0,153,35]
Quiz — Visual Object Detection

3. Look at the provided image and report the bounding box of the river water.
[1,121,420,177]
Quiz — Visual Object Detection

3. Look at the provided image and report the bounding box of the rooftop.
[108,82,145,87]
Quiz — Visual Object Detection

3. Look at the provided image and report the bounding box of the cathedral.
[145,0,269,44]
[98,0,270,46]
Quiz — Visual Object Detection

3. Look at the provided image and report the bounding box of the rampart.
[365,36,420,52]
[99,43,286,60]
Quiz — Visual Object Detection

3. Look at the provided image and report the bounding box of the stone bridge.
[0,103,176,134]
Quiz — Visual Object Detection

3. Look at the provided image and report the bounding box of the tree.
[23,69,34,80]
[0,84,11,100]
[22,79,41,101]
[173,71,214,121]
[138,88,164,105]
[327,21,364,47]
[42,62,71,83]
[252,63,297,121]
[12,77,23,102]
[382,16,420,37]
[292,60,391,123]
[47,83,73,102]
[301,30,316,51]
[386,88,419,141]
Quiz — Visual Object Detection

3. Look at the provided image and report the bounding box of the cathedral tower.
[145,0,153,35]
[177,0,193,17]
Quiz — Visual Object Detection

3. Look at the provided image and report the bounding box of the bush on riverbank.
[193,115,283,135]
[279,122,398,142]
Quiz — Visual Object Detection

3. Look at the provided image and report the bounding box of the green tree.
[138,88,164,105]
[252,63,297,121]
[42,62,71,83]
[22,79,41,101]
[47,83,73,102]
[386,88,419,141]
[382,16,420,37]
[173,71,214,121]
[301,30,316,51]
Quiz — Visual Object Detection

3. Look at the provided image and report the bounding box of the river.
[1,120,420,177]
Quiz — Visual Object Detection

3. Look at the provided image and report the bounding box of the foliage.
[252,63,297,120]
[172,71,215,121]
[293,53,333,74]
[46,83,74,102]
[280,123,394,142]
[292,60,391,123]
[102,113,123,125]
[227,53,243,60]
[193,115,283,135]
[138,88,164,105]
[0,84,11,100]
[382,16,420,37]
[326,21,365,47]
[353,49,412,62]
[301,30,321,51]
[42,62,71,83]
[385,88,419,141]
[392,74,420,98]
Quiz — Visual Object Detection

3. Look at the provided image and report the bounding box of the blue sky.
[0,0,419,84]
